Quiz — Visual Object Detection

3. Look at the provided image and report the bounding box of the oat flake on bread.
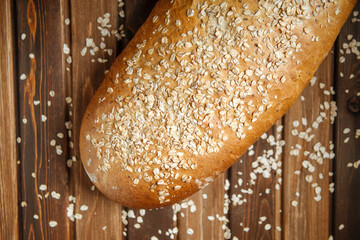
[80,0,357,208]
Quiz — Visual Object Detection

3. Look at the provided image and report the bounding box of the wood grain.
[127,207,176,240]
[15,0,72,238]
[333,2,360,239]
[177,174,226,239]
[228,122,282,240]
[282,53,334,240]
[70,0,125,239]
[0,0,19,239]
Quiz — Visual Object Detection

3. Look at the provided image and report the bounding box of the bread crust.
[80,0,357,208]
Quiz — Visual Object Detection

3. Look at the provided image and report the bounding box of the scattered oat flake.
[63,43,70,55]
[56,146,63,155]
[20,74,26,80]
[80,205,88,211]
[39,184,47,191]
[293,120,300,127]
[81,47,87,56]
[128,210,135,218]
[51,191,61,199]
[310,76,317,86]
[57,133,64,139]
[21,201,27,207]
[265,224,271,230]
[338,224,345,230]
[29,53,35,59]
[343,128,350,134]
[49,221,58,227]
[187,228,194,235]
[139,209,146,216]
[21,33,26,40]
[41,115,47,122]
[66,56,72,64]
[65,18,70,25]
[50,139,56,146]
[33,214,39,219]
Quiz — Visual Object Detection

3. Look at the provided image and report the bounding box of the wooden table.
[1,0,359,239]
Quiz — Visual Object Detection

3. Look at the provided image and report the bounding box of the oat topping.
[84,0,339,203]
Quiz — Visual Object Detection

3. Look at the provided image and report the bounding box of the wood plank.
[0,0,19,239]
[333,2,360,239]
[228,121,282,240]
[70,0,125,239]
[282,53,334,240]
[177,175,226,240]
[127,207,176,240]
[14,0,72,239]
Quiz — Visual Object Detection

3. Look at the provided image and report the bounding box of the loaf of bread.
[80,0,356,208]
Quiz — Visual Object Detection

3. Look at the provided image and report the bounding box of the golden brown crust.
[80,0,357,208]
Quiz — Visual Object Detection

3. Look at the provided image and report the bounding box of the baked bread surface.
[80,0,357,208]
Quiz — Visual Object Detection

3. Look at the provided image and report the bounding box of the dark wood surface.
[1,0,359,239]
[0,1,19,240]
